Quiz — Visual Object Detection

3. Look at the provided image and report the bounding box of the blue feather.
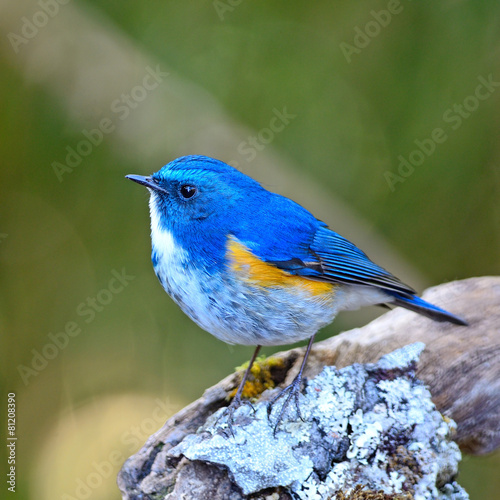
[388,293,467,325]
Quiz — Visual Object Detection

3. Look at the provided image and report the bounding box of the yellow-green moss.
[229,356,285,400]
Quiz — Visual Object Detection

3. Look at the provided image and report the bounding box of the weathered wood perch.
[118,277,500,499]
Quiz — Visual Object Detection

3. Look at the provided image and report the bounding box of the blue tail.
[389,293,468,326]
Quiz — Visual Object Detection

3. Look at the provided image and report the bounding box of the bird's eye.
[179,184,198,200]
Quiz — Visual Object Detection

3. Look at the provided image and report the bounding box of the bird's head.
[127,155,267,244]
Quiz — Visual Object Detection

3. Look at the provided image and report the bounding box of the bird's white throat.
[149,194,186,264]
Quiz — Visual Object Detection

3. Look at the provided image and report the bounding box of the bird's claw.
[216,395,256,437]
[267,374,304,435]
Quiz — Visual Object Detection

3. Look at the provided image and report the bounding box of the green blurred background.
[1,1,499,498]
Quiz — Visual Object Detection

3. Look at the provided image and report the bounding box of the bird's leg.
[231,344,262,408]
[218,345,261,433]
[267,335,315,435]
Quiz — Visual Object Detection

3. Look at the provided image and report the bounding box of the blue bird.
[126,155,467,431]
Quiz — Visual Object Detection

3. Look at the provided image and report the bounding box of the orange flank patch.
[226,237,335,296]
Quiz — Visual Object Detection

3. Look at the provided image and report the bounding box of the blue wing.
[232,192,412,295]
[262,222,414,296]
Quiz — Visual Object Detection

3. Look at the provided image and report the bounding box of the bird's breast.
[150,225,340,346]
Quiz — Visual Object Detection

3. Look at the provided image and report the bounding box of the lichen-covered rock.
[119,277,500,499]
[169,343,468,499]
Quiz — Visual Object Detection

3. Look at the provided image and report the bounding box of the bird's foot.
[216,394,256,437]
[267,374,304,435]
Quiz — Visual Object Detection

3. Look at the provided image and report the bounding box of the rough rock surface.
[171,343,467,499]
[118,277,500,499]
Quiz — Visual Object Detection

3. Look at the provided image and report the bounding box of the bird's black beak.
[126,174,168,194]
